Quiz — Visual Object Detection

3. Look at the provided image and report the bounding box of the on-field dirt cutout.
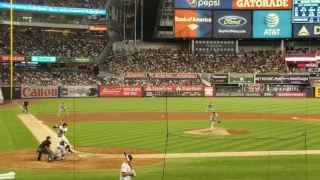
[184,128,250,135]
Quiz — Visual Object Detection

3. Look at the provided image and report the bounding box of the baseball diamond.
[2,0,320,179]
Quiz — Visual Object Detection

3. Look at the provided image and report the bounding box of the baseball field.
[1,97,320,180]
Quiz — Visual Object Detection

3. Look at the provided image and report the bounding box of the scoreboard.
[293,0,320,23]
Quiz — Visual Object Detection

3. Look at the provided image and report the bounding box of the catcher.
[48,141,68,161]
[210,112,220,132]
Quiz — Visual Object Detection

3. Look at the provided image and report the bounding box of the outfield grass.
[1,97,320,179]
[28,97,320,114]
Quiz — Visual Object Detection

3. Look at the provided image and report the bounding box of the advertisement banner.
[282,75,309,84]
[276,92,306,97]
[150,73,197,79]
[229,74,255,83]
[144,86,204,97]
[21,86,58,98]
[99,86,141,97]
[0,55,25,62]
[124,73,147,78]
[252,10,292,38]
[175,0,232,9]
[210,74,229,84]
[204,86,214,97]
[1,87,21,99]
[232,0,292,9]
[315,87,320,97]
[89,25,108,31]
[69,57,95,63]
[293,24,320,38]
[174,9,212,38]
[0,2,107,15]
[213,11,252,38]
[60,86,98,97]
[255,74,282,84]
[194,40,236,53]
[31,56,56,63]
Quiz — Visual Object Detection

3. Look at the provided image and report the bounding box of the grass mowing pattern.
[31,97,320,114]
[0,155,319,180]
[63,120,320,153]
[0,108,38,153]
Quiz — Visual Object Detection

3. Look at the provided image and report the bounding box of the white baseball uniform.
[120,162,132,180]
[58,104,69,116]
[56,126,71,146]
[210,113,219,132]
[54,144,67,159]
[206,103,214,112]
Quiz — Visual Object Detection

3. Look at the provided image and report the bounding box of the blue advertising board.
[0,2,107,15]
[293,0,320,23]
[31,56,56,62]
[293,23,320,38]
[253,10,292,38]
[213,10,251,38]
[175,0,232,9]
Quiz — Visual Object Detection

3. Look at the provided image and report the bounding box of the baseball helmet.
[62,123,68,126]
[128,154,133,161]
[60,141,65,146]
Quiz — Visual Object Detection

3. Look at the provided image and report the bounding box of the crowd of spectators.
[104,50,285,75]
[0,31,108,58]
[0,0,104,9]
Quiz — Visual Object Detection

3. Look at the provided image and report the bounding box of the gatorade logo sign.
[293,24,320,38]
[175,0,232,9]
[232,0,292,9]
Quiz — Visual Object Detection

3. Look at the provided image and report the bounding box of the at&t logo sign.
[264,13,280,35]
[188,0,220,8]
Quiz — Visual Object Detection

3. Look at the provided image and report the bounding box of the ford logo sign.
[218,16,246,27]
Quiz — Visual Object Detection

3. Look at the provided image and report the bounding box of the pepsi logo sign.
[188,0,197,7]
[218,16,247,27]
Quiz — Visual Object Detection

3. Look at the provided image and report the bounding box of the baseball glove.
[218,121,221,123]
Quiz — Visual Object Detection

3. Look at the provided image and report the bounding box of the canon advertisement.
[213,10,252,38]
[60,86,98,97]
[175,0,232,9]
[293,24,320,38]
[175,9,213,38]
[21,86,58,98]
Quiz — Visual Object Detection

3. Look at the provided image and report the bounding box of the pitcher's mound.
[184,128,250,136]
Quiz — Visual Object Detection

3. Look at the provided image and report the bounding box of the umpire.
[23,100,29,114]
[37,136,53,162]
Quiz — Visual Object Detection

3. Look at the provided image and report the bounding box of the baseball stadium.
[1,0,320,180]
